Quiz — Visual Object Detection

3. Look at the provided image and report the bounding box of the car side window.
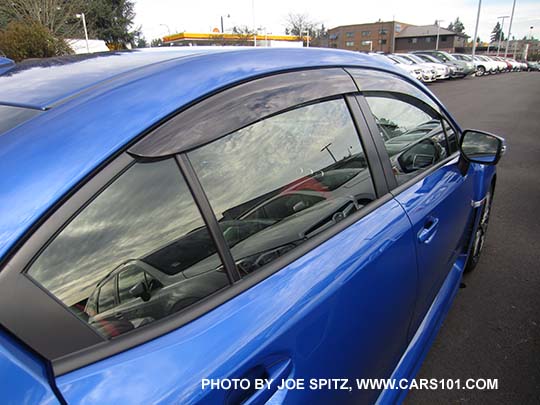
[26,159,228,339]
[363,92,449,185]
[188,98,376,277]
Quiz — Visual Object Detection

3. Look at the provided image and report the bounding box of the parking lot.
[407,72,540,404]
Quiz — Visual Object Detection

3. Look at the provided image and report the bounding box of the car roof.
[0,48,229,109]
[0,47,407,260]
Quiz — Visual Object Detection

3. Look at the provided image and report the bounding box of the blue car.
[0,48,505,404]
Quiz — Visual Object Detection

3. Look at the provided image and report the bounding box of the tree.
[284,13,327,46]
[285,13,315,36]
[491,22,504,43]
[231,25,255,45]
[135,36,147,48]
[447,17,465,34]
[150,38,163,47]
[0,0,85,38]
[0,20,72,61]
[84,0,138,48]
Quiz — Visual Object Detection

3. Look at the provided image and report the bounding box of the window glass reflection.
[189,99,376,276]
[27,159,228,338]
[365,94,449,185]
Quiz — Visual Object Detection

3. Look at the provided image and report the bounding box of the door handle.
[418,217,439,244]
[242,358,293,405]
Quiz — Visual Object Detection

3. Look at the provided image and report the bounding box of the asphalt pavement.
[406,72,540,404]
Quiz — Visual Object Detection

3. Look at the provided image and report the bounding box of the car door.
[348,68,476,333]
[0,69,419,405]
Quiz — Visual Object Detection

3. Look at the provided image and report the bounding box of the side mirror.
[129,281,151,302]
[459,130,506,165]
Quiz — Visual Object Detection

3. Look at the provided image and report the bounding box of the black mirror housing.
[459,129,506,165]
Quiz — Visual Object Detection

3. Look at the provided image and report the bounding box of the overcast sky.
[134,0,539,44]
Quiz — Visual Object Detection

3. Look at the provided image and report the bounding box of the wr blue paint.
[0,48,501,404]
[0,330,60,404]
[376,255,467,404]
[56,198,418,404]
[394,156,476,336]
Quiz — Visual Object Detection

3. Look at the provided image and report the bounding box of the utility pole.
[252,0,256,46]
[496,16,509,56]
[471,0,482,59]
[504,0,517,58]
[435,20,444,50]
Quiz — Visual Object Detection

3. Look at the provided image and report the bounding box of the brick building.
[394,25,467,53]
[328,21,412,53]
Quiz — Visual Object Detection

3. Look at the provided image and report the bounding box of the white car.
[472,55,499,75]
[392,54,437,82]
[410,53,452,79]
[506,58,523,71]
[368,53,424,81]
[484,56,507,73]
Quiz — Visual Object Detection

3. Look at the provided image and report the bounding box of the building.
[163,32,303,47]
[328,21,411,53]
[395,25,467,53]
[66,39,110,54]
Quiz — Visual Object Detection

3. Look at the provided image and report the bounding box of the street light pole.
[76,13,90,54]
[496,16,509,56]
[220,14,230,33]
[471,0,482,59]
[504,0,517,58]
[435,20,444,50]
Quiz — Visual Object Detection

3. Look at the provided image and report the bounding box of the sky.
[134,0,540,44]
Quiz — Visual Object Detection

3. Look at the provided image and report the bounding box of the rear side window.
[26,159,228,338]
[188,98,376,277]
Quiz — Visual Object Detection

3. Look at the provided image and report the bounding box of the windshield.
[393,55,414,65]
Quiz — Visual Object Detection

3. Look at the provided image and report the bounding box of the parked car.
[507,58,524,71]
[400,53,450,79]
[410,53,453,79]
[0,48,505,405]
[492,56,513,72]
[391,54,437,82]
[484,55,508,73]
[525,60,540,71]
[370,52,424,81]
[413,50,476,77]
[472,55,499,75]
[451,53,478,74]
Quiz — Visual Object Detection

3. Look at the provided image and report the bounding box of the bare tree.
[284,13,327,46]
[0,0,85,38]
[284,13,317,36]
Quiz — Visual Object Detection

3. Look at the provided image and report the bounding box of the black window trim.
[0,66,399,377]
